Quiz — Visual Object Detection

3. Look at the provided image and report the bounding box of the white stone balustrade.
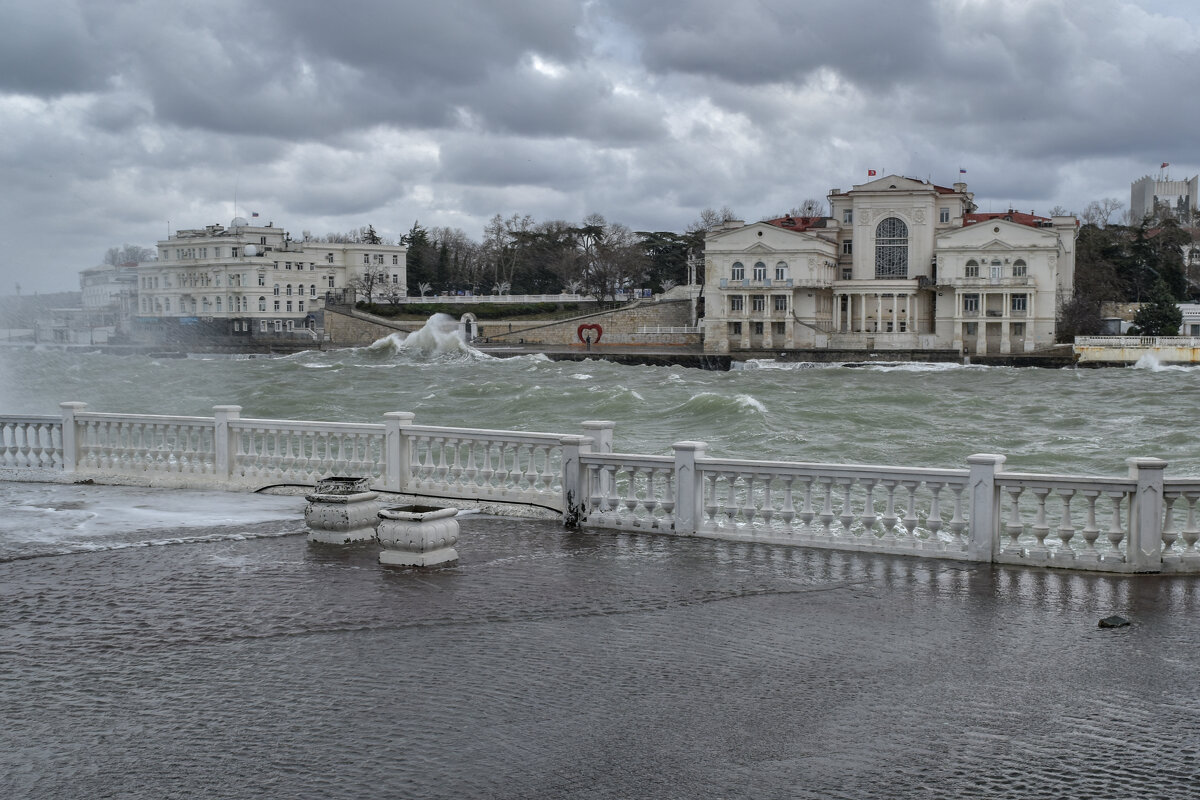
[229,417,386,487]
[401,424,566,509]
[0,416,62,469]
[0,403,1193,573]
[75,412,217,477]
[692,457,972,558]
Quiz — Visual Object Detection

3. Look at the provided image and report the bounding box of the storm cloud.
[2,0,1198,292]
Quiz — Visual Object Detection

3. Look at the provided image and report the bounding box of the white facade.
[136,218,406,332]
[704,176,1078,354]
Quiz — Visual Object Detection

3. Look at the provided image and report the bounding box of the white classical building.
[703,176,1078,355]
[136,218,406,337]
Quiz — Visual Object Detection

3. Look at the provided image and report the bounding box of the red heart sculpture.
[577,324,603,344]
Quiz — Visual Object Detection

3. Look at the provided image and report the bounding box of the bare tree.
[348,267,388,303]
[686,206,738,234]
[1048,205,1069,217]
[103,244,155,265]
[792,198,827,217]
[1081,198,1125,228]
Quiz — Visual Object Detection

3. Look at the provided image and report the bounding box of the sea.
[3,318,1200,798]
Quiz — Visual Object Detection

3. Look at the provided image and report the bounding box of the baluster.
[723,472,739,521]
[623,467,640,518]
[818,477,835,533]
[901,481,920,540]
[659,468,676,522]
[1181,493,1200,562]
[926,482,944,542]
[838,479,855,533]
[741,473,757,525]
[760,474,775,527]
[948,485,967,544]
[1028,488,1052,558]
[704,472,720,525]
[798,477,815,528]
[522,443,539,491]
[861,480,879,537]
[1077,490,1101,562]
[1056,489,1076,560]
[1162,492,1181,563]
[780,476,796,528]
[1003,486,1024,553]
[1104,491,1127,561]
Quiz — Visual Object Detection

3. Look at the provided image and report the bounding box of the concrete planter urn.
[377,505,459,567]
[304,476,381,544]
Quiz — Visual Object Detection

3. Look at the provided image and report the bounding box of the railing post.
[673,441,707,535]
[1127,457,1168,572]
[384,412,415,493]
[213,405,241,481]
[966,454,1005,562]
[59,402,87,473]
[582,420,615,498]
[560,435,593,528]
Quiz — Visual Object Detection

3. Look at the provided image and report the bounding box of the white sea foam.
[367,314,494,360]
[1131,353,1199,372]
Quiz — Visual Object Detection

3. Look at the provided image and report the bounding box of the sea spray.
[366,313,493,360]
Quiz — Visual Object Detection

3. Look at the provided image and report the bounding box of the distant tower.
[1131,170,1199,224]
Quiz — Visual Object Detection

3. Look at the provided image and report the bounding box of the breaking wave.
[366,314,493,360]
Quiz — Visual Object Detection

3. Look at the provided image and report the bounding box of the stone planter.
[304,477,381,544]
[377,505,459,567]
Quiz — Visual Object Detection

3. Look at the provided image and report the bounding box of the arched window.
[965,259,979,278]
[286,284,293,296]
[753,261,767,281]
[775,261,788,281]
[874,217,908,278]
[215,297,222,311]
[259,296,267,311]
[731,262,745,281]
[1013,259,1027,277]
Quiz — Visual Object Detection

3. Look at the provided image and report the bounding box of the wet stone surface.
[3,507,1200,799]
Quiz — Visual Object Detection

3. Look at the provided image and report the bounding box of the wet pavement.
[3,482,1200,798]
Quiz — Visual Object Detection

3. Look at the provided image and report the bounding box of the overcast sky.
[2,0,1198,294]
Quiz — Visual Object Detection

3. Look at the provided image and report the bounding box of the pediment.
[745,242,776,254]
[938,218,1057,248]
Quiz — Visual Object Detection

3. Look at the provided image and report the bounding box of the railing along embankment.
[3,405,1197,573]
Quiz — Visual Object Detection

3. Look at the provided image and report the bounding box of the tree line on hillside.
[1059,198,1196,337]
[351,210,737,303]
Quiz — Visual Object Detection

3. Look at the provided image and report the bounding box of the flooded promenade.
[3,482,1198,799]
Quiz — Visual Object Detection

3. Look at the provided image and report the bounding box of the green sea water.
[1,332,1196,477]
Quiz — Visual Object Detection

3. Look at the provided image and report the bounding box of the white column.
[560,434,593,528]
[59,402,87,473]
[876,294,882,333]
[967,454,1006,562]
[213,405,241,482]
[384,411,415,493]
[1127,457,1168,572]
[673,441,707,535]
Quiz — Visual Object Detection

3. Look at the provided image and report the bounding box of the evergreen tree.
[1129,278,1183,336]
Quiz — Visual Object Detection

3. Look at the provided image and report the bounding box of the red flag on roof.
[252,212,259,218]
[867,169,877,176]
[1162,162,1170,169]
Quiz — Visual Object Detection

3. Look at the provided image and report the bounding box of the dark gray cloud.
[1,0,1199,294]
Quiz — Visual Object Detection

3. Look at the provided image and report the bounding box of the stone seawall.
[478,300,696,347]
[323,308,423,346]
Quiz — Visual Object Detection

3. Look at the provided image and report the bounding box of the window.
[363,254,370,264]
[257,274,265,286]
[990,260,1003,280]
[287,320,295,331]
[963,294,979,313]
[285,262,292,270]
[965,259,979,278]
[310,285,317,296]
[1013,259,1027,277]
[327,276,335,288]
[965,322,978,336]
[1011,322,1026,337]
[939,207,950,224]
[273,262,279,270]
[274,320,282,332]
[752,295,766,312]
[286,301,292,312]
[773,295,787,311]
[232,247,239,257]
[753,322,764,335]
[731,262,745,281]
[258,297,266,311]
[729,295,744,312]
[373,254,385,265]
[1011,294,1027,312]
[842,240,853,255]
[260,320,268,332]
[213,247,221,258]
[843,209,853,224]
[215,297,222,311]
[163,298,170,312]
[772,321,786,336]
[841,268,853,280]
[874,217,908,278]
[728,322,742,335]
[775,262,788,281]
[392,255,399,265]
[298,300,304,312]
[273,284,280,296]
[274,299,280,311]
[286,284,293,296]
[326,253,334,263]
[753,262,767,281]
